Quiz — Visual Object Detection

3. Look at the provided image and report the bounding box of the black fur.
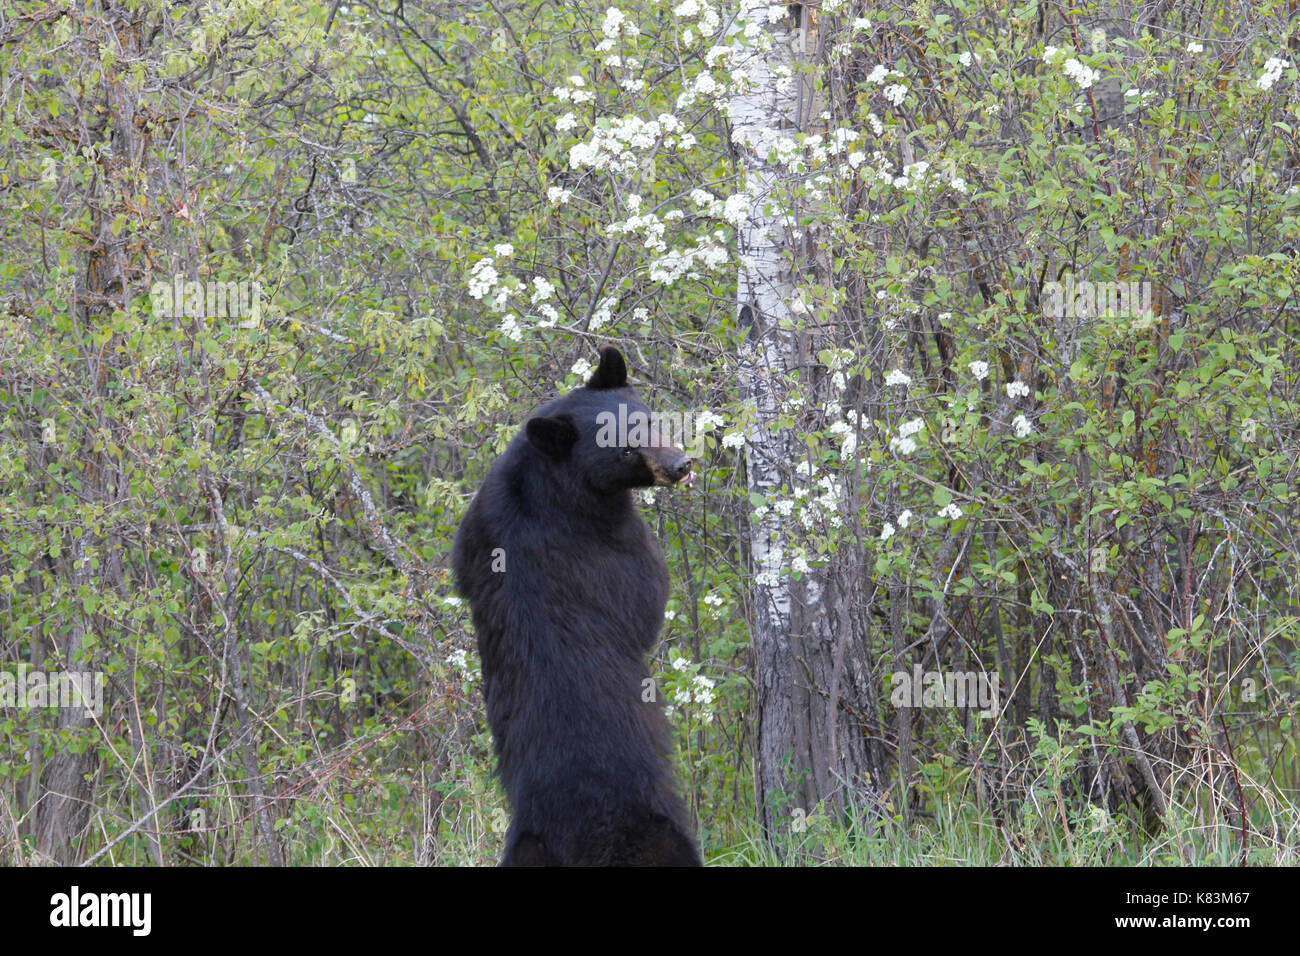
[452,347,700,866]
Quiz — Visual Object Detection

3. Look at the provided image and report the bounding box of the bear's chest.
[514,528,669,655]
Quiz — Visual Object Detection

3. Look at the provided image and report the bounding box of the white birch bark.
[729,6,803,834]
[730,12,801,651]
[728,5,881,834]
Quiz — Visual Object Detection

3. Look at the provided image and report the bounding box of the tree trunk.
[32,4,151,863]
[33,541,97,863]
[731,8,880,841]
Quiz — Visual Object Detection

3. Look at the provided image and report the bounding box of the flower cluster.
[672,0,721,42]
[1258,56,1289,91]
[599,6,638,46]
[853,152,966,197]
[668,655,718,723]
[648,232,730,285]
[467,258,498,300]
[568,114,690,173]
[464,241,565,336]
[752,461,847,538]
[1062,57,1099,89]
[889,416,925,456]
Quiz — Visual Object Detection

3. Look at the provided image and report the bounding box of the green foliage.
[1,0,1298,866]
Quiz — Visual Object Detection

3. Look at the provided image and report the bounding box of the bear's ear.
[525,414,579,459]
[586,346,627,390]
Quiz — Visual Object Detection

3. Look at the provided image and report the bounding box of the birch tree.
[729,3,883,835]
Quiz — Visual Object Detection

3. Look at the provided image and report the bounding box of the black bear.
[452,346,701,866]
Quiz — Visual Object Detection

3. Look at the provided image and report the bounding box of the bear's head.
[524,346,694,495]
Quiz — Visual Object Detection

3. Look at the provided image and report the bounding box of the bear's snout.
[645,449,693,487]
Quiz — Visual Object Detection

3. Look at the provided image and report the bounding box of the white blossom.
[705,45,732,67]
[865,64,900,84]
[1258,56,1289,91]
[467,259,498,299]
[568,141,597,168]
[601,7,637,38]
[1063,57,1099,89]
[723,192,750,226]
[648,234,729,286]
[590,296,617,331]
[696,410,724,430]
[530,276,555,303]
[498,313,522,341]
[892,159,931,191]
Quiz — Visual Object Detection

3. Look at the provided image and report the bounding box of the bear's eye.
[621,448,635,459]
